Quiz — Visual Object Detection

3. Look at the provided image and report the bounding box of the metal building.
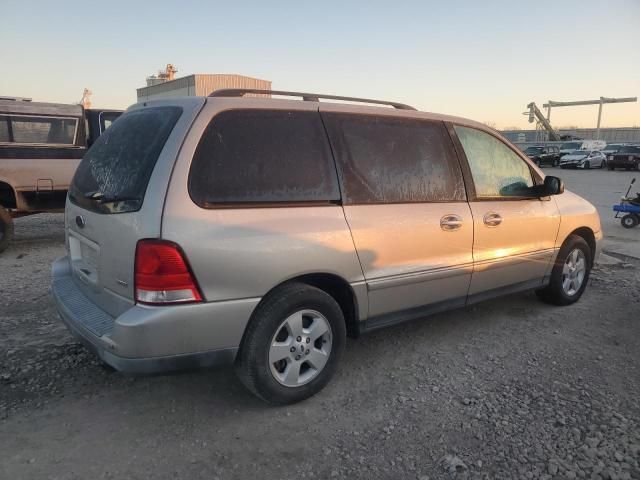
[136,74,271,102]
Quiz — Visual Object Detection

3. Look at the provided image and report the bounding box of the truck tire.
[0,205,14,254]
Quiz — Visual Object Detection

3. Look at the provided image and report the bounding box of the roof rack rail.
[209,89,417,111]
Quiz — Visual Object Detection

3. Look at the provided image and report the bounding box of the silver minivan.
[52,90,602,404]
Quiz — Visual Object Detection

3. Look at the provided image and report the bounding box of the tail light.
[135,240,203,305]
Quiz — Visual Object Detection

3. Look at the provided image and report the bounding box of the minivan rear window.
[69,106,182,214]
[189,109,340,206]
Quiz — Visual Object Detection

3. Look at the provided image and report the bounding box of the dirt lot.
[1,170,639,480]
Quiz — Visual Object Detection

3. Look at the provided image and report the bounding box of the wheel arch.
[0,180,17,209]
[243,272,362,347]
[566,227,596,263]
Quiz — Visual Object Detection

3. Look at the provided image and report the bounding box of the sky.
[1,0,639,129]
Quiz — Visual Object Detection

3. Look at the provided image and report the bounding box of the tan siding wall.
[194,75,271,97]
[136,75,196,101]
[136,74,271,101]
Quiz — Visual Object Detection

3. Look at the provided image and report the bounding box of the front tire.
[536,235,592,306]
[0,205,14,254]
[583,160,590,170]
[235,282,346,405]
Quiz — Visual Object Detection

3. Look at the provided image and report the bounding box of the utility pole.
[596,99,604,141]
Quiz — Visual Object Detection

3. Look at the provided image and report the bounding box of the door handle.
[440,214,463,231]
[483,212,502,227]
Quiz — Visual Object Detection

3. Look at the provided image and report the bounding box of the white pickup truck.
[0,98,121,252]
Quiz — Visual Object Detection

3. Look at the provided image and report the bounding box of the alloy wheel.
[269,309,333,387]
[562,248,586,296]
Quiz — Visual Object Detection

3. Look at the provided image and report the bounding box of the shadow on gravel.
[1,289,547,418]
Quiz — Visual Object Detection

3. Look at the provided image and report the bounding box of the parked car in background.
[523,145,561,167]
[608,145,640,171]
[52,89,602,405]
[559,140,606,158]
[601,143,626,157]
[0,98,122,253]
[560,150,607,169]
[559,141,584,158]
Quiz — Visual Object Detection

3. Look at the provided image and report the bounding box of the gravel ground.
[1,212,640,480]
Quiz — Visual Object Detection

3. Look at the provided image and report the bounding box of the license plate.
[80,241,99,270]
[68,232,100,283]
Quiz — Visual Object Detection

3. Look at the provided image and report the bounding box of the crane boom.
[526,102,561,141]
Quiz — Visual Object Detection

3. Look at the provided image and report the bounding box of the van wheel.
[536,235,591,306]
[235,282,346,405]
[0,206,14,254]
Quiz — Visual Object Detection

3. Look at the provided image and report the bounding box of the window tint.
[454,126,534,198]
[189,109,340,205]
[9,115,77,144]
[69,106,182,214]
[323,113,465,204]
[619,146,640,154]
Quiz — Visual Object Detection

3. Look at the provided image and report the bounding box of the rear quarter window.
[322,113,466,204]
[188,109,340,206]
[69,106,182,214]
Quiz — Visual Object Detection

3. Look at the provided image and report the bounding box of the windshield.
[619,146,640,154]
[69,106,182,214]
[561,142,581,150]
[570,150,589,156]
[604,144,622,151]
[524,147,543,154]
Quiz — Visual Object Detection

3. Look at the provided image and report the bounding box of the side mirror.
[543,176,564,196]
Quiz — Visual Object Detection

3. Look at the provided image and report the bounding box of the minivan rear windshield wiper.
[83,191,140,204]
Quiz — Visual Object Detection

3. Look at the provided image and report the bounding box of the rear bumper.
[51,256,259,374]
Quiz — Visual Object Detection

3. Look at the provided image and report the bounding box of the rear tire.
[536,235,592,306]
[621,214,639,229]
[0,205,14,254]
[235,282,346,405]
